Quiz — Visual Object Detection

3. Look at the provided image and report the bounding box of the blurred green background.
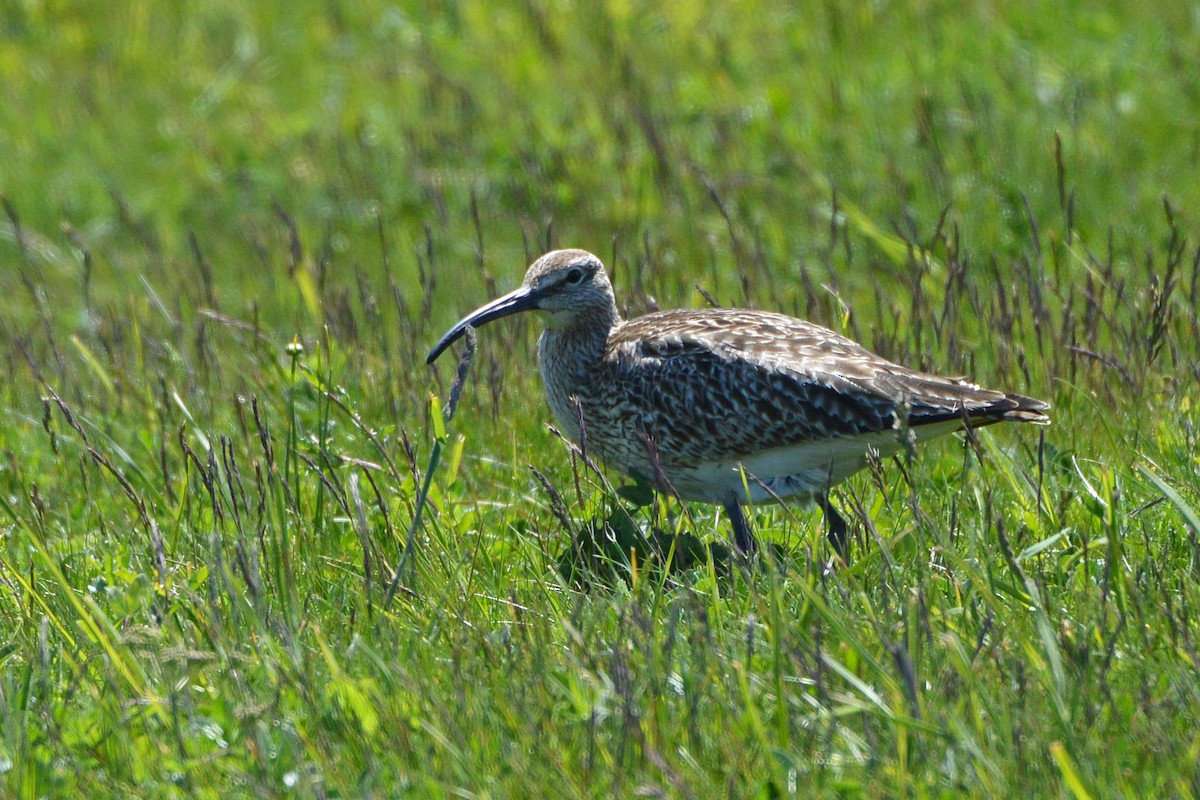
[5,2,1196,303]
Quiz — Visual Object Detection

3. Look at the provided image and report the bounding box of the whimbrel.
[428,249,1049,556]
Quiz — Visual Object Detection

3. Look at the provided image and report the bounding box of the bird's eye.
[565,268,585,285]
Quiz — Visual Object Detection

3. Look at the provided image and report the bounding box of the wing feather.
[596,308,1047,465]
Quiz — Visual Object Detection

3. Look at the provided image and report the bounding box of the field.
[3,1,1200,796]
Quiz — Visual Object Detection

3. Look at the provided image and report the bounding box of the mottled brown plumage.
[428,249,1049,555]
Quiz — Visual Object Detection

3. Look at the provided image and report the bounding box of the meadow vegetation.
[2,1,1199,796]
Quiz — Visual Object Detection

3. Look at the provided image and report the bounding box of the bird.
[427,249,1050,557]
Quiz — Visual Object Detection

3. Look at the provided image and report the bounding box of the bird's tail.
[992,392,1051,425]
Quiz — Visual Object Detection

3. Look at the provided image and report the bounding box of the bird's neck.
[537,307,620,439]
[537,306,620,376]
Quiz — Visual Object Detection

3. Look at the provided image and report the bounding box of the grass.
[2,0,1200,796]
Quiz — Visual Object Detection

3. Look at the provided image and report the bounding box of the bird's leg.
[817,495,849,558]
[723,499,757,556]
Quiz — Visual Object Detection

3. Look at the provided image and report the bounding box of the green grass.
[3,0,1200,796]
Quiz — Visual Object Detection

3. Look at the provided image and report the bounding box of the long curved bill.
[426,285,540,364]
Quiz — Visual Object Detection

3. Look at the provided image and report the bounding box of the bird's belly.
[662,441,871,504]
[666,462,834,505]
[556,417,906,504]
[653,423,962,505]
[666,420,969,504]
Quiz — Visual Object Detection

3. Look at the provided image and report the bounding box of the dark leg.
[818,495,849,558]
[723,499,757,556]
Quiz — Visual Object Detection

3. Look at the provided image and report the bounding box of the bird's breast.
[537,328,605,445]
[540,362,585,442]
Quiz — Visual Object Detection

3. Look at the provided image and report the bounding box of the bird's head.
[427,249,616,364]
